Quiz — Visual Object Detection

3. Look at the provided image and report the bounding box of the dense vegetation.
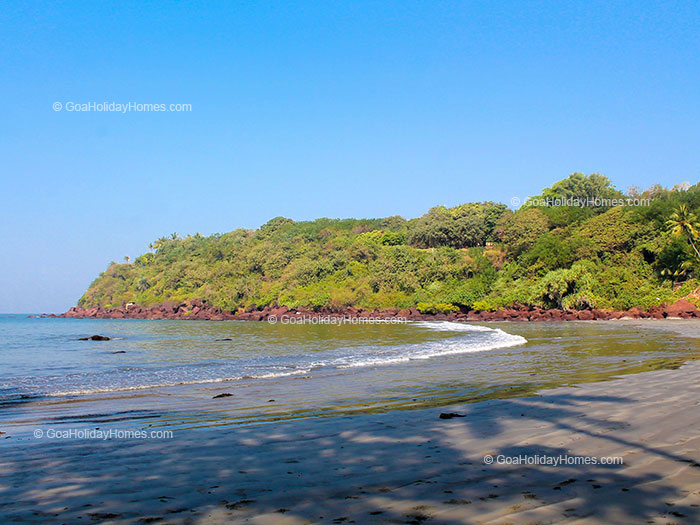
[79,174,700,313]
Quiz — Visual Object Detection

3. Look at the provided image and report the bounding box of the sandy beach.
[6,1,700,522]
[1,335,699,524]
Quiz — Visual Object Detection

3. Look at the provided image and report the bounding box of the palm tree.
[149,237,168,252]
[124,255,131,264]
[667,204,700,261]
[661,260,693,285]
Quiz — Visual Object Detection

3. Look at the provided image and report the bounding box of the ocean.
[0,315,697,434]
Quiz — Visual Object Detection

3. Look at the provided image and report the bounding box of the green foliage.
[496,208,550,256]
[380,230,407,246]
[408,202,508,248]
[416,302,461,314]
[571,207,645,253]
[535,260,597,309]
[471,299,495,312]
[656,236,696,282]
[545,173,623,202]
[78,175,700,313]
[524,172,625,227]
[666,204,700,261]
[519,233,575,275]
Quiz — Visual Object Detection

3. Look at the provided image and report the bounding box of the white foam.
[413,320,495,332]
[326,321,527,369]
[45,369,312,397]
[6,321,527,398]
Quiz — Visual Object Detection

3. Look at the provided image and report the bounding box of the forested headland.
[71,174,700,318]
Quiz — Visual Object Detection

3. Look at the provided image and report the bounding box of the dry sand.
[1,356,699,524]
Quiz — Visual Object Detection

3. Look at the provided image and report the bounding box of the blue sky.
[1,1,699,313]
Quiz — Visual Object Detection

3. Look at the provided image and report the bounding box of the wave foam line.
[41,369,312,397]
[333,321,527,368]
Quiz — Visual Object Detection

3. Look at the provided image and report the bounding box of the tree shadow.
[0,388,698,523]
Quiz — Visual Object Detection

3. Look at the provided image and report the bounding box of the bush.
[519,233,575,274]
[416,302,460,314]
[572,207,645,254]
[445,279,490,309]
[471,299,495,311]
[495,208,550,256]
[535,260,596,309]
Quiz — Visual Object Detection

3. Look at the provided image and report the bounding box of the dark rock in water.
[213,393,233,399]
[268,399,275,402]
[439,412,466,419]
[216,338,233,341]
[78,335,111,341]
[112,350,126,354]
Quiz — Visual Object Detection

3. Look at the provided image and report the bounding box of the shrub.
[535,260,596,309]
[471,299,495,311]
[416,302,460,314]
[519,233,575,274]
[495,208,550,256]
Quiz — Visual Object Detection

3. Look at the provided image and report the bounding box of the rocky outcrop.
[53,298,700,322]
[662,299,699,319]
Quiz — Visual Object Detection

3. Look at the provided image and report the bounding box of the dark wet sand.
[1,356,700,524]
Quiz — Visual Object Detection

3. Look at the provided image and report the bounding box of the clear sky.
[1,1,699,313]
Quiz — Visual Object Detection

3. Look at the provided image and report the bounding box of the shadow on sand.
[0,389,699,523]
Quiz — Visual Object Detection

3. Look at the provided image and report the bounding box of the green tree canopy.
[495,208,550,256]
[408,202,508,249]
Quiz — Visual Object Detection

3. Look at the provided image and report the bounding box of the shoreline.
[1,321,698,438]
[51,298,700,322]
[2,359,699,523]
[1,320,699,523]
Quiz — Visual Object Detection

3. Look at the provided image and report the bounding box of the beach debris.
[439,412,466,419]
[78,335,111,341]
[212,393,233,399]
[225,499,255,510]
[87,513,123,520]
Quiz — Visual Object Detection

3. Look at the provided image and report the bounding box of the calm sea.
[0,315,697,432]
